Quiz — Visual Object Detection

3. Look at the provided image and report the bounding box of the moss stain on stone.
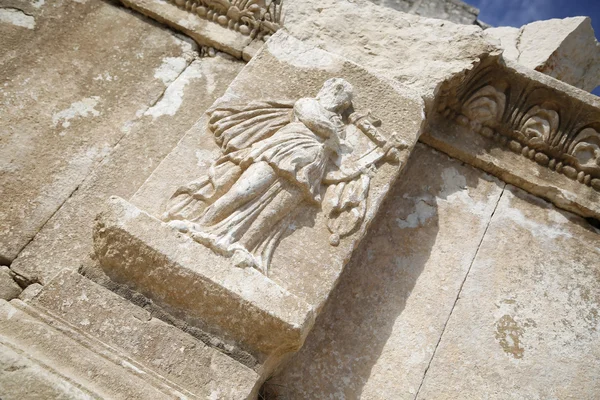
[495,314,525,359]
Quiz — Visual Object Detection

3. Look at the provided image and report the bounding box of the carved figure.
[164,78,406,273]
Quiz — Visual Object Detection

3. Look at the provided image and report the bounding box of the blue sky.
[466,0,600,95]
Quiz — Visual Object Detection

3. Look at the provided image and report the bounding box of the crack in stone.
[413,183,506,400]
[8,54,200,281]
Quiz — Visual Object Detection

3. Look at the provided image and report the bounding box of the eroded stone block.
[0,266,21,301]
[0,0,198,263]
[417,186,600,398]
[283,0,498,101]
[95,31,425,376]
[485,17,600,92]
[94,196,314,358]
[28,270,258,398]
[0,299,200,399]
[10,55,244,286]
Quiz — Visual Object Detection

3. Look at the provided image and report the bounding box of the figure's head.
[316,78,354,113]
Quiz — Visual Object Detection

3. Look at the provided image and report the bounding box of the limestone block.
[118,0,256,59]
[424,57,600,222]
[267,144,505,398]
[485,17,600,92]
[417,186,600,398]
[0,299,196,399]
[94,196,314,358]
[23,269,259,398]
[283,0,498,101]
[0,342,99,400]
[10,55,243,285]
[0,0,199,263]
[18,282,42,301]
[0,266,21,300]
[98,31,425,374]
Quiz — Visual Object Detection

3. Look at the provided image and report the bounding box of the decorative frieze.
[169,0,283,40]
[422,57,600,221]
[438,61,600,193]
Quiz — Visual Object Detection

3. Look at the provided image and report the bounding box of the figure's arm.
[323,163,372,184]
[294,98,339,138]
[323,132,409,184]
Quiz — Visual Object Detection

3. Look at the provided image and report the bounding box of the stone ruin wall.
[1,0,599,399]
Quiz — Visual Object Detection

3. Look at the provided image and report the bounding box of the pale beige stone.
[10,55,243,285]
[267,143,505,398]
[423,57,600,222]
[29,270,259,398]
[417,185,600,399]
[0,299,200,399]
[284,0,498,101]
[97,31,425,378]
[94,196,315,358]
[129,32,424,299]
[0,342,98,400]
[0,266,21,300]
[18,282,42,301]
[0,0,199,263]
[485,17,600,92]
[119,0,254,59]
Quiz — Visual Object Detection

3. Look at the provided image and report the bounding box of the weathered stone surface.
[119,0,255,59]
[370,0,479,25]
[10,55,243,285]
[94,196,314,359]
[0,299,196,399]
[28,270,259,398]
[267,144,504,398]
[18,282,42,301]
[0,342,98,400]
[0,266,21,300]
[0,0,198,263]
[284,0,498,101]
[417,185,600,398]
[130,32,424,300]
[485,17,600,92]
[423,57,600,222]
[98,31,424,376]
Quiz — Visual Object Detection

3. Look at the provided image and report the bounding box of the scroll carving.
[170,0,284,39]
[441,65,600,192]
[163,78,407,274]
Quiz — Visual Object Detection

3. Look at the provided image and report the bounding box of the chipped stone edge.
[118,0,262,60]
[94,196,316,358]
[0,297,199,399]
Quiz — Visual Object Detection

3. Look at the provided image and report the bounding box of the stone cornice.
[422,56,600,221]
[118,0,284,59]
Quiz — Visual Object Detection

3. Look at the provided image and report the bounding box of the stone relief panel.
[163,78,407,274]
[170,0,283,39]
[439,63,600,192]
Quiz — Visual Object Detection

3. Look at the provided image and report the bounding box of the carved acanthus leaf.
[570,128,600,169]
[519,106,559,147]
[442,63,600,192]
[462,85,506,125]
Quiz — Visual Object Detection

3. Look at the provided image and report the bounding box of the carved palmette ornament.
[170,0,284,39]
[444,64,600,191]
[163,78,406,274]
